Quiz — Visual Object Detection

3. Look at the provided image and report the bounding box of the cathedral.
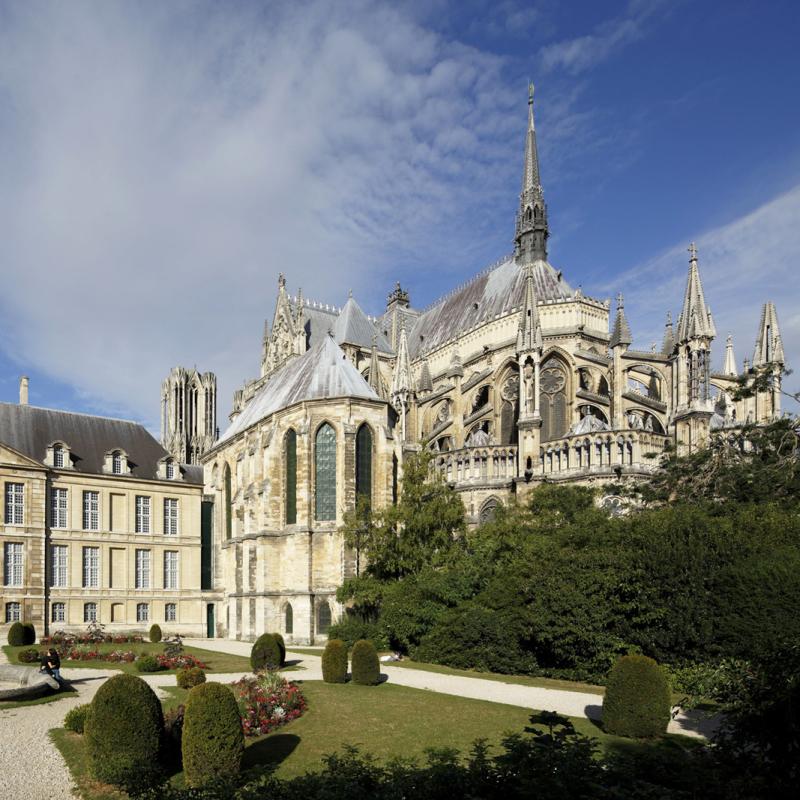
[191,87,786,643]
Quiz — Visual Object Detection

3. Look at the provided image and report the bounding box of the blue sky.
[0,0,798,430]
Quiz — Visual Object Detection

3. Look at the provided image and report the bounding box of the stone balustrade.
[432,444,518,485]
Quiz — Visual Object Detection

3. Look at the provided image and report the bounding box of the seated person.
[40,648,62,682]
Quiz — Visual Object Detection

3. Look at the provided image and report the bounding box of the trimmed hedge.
[177,667,207,689]
[136,655,162,673]
[85,673,164,792]
[149,624,163,643]
[7,621,35,647]
[17,647,41,663]
[250,633,281,672]
[272,632,287,667]
[64,703,92,734]
[351,639,380,685]
[322,639,348,684]
[602,654,671,738]
[182,682,244,788]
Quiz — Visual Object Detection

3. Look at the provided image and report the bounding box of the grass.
[51,729,128,800]
[0,683,78,710]
[3,643,252,675]
[54,678,701,799]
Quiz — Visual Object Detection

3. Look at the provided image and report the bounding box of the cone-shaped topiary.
[350,639,380,685]
[21,622,36,645]
[272,632,286,667]
[250,633,281,672]
[322,639,348,684]
[85,673,164,792]
[182,682,244,788]
[7,621,25,646]
[602,654,671,738]
[149,623,162,643]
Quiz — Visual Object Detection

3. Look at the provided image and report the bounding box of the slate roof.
[0,402,199,483]
[219,335,381,444]
[406,256,573,356]
[334,297,393,353]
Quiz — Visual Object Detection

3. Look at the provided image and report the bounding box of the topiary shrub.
[602,654,671,738]
[135,654,163,673]
[322,639,348,684]
[182,682,244,788]
[149,624,162,643]
[64,703,92,734]
[272,632,286,667]
[250,633,281,672]
[17,647,41,664]
[85,673,164,792]
[177,667,207,689]
[7,621,25,646]
[350,639,380,685]
[21,622,36,645]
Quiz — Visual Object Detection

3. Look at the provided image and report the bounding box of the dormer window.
[46,441,72,470]
[166,461,175,479]
[53,445,64,468]
[112,452,123,474]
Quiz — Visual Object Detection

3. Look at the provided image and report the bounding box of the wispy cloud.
[600,184,800,410]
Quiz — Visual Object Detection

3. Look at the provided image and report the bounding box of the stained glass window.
[285,430,297,524]
[224,465,232,539]
[317,601,331,634]
[355,424,372,503]
[315,423,336,521]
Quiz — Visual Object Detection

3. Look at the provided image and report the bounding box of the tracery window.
[499,371,519,446]
[285,430,297,525]
[314,423,336,521]
[355,424,372,504]
[540,358,568,442]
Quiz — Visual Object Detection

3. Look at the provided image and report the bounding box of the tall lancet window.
[355,424,372,506]
[223,464,232,539]
[540,358,568,442]
[285,429,297,524]
[315,423,337,521]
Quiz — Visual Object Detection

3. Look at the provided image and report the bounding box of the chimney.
[19,376,29,405]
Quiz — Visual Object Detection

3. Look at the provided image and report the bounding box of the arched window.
[285,429,297,524]
[317,601,331,635]
[355,424,372,504]
[285,603,293,635]
[540,358,569,442]
[315,423,337,521]
[499,369,519,445]
[223,464,232,539]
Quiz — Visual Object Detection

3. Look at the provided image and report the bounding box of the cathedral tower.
[514,83,549,264]
[161,367,218,464]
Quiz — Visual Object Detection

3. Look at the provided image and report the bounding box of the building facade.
[203,87,787,643]
[1,386,217,638]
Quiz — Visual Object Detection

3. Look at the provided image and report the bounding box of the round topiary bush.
[149,624,162,643]
[64,703,92,734]
[85,673,164,792]
[7,621,25,646]
[177,667,207,689]
[602,654,671,738]
[182,682,244,788]
[250,633,281,672]
[17,647,41,664]
[135,654,162,673]
[272,632,286,667]
[21,622,36,645]
[351,639,380,685]
[322,639,348,684]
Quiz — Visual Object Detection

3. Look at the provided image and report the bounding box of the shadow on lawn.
[243,734,301,771]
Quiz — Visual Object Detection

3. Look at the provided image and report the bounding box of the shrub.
[351,639,380,685]
[7,621,26,646]
[177,667,207,689]
[135,654,163,673]
[232,672,307,736]
[21,622,36,645]
[602,654,671,738]
[272,632,286,666]
[85,673,164,792]
[328,613,389,650]
[322,639,348,684]
[149,624,163,643]
[250,633,281,672]
[64,703,92,734]
[17,647,41,664]
[182,682,244,788]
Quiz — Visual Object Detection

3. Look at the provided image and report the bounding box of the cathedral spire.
[517,262,543,352]
[723,334,737,376]
[609,293,633,349]
[752,302,784,366]
[676,243,716,343]
[514,83,548,265]
[367,334,383,397]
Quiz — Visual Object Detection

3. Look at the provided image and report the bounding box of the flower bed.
[156,653,207,670]
[231,672,307,737]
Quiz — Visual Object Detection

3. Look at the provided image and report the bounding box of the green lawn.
[54,678,699,799]
[3,642,252,675]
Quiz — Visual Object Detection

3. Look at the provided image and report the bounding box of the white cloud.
[0,0,519,428]
[600,184,800,411]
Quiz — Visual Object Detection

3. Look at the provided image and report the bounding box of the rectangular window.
[82,546,99,588]
[53,446,64,468]
[163,498,179,535]
[136,602,149,622]
[52,602,65,623]
[4,542,23,586]
[112,452,122,474]
[5,602,21,623]
[50,487,68,529]
[83,491,99,531]
[135,549,151,589]
[164,551,178,590]
[165,602,177,622]
[4,482,24,525]
[84,602,97,623]
[135,496,151,533]
[50,545,68,587]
